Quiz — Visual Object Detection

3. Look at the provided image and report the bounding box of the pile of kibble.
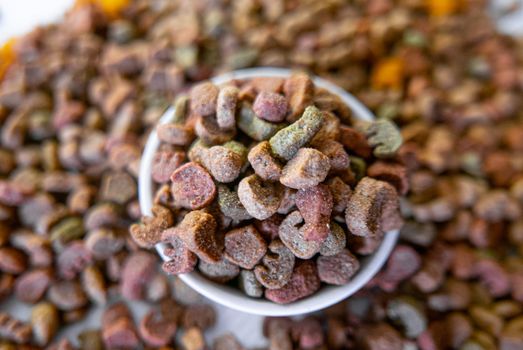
[131,74,405,303]
[0,0,522,349]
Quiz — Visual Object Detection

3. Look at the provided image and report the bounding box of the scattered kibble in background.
[0,0,522,349]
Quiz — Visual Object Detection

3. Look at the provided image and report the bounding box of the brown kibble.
[213,333,245,350]
[254,239,295,289]
[170,162,216,210]
[346,177,403,237]
[224,225,267,269]
[238,174,283,220]
[367,161,409,196]
[326,177,352,214]
[247,141,283,181]
[151,148,186,184]
[0,247,27,275]
[0,312,32,344]
[161,233,198,275]
[139,306,178,347]
[317,249,360,285]
[216,86,239,130]
[339,125,372,158]
[190,82,219,117]
[81,265,107,305]
[174,210,222,263]
[279,211,322,259]
[181,327,206,350]
[48,280,88,311]
[182,304,216,330]
[14,268,52,303]
[57,241,92,280]
[283,73,314,121]
[31,302,59,346]
[280,148,331,189]
[265,260,321,304]
[100,171,137,204]
[120,251,157,300]
[130,204,174,248]
[101,302,140,350]
[157,122,195,146]
[315,140,350,172]
[85,228,125,260]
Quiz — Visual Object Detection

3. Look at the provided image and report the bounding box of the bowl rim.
[138,67,399,316]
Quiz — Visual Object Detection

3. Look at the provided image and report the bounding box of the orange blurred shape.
[426,0,461,17]
[372,57,404,90]
[75,0,129,17]
[0,38,16,81]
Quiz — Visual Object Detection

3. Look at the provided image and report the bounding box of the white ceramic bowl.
[139,67,399,316]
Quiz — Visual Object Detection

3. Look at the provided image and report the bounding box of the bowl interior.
[138,67,399,316]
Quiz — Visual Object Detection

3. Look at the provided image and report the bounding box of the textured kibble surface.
[1,0,523,348]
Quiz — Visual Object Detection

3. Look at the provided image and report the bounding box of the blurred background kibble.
[0,0,523,349]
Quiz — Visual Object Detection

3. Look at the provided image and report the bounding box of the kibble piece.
[339,125,372,158]
[346,177,403,237]
[247,141,283,181]
[120,251,157,300]
[204,144,244,183]
[253,91,288,122]
[315,140,350,172]
[151,148,186,184]
[291,317,324,349]
[172,210,222,263]
[279,211,322,259]
[57,241,92,280]
[269,105,324,161]
[182,304,216,330]
[195,115,236,145]
[265,260,321,304]
[238,104,285,141]
[48,280,88,311]
[310,111,341,145]
[31,302,59,346]
[224,225,267,269]
[365,119,403,158]
[283,73,314,121]
[217,185,252,221]
[157,122,195,146]
[130,204,173,248]
[295,184,333,241]
[254,239,295,289]
[214,333,245,350]
[161,233,198,275]
[190,82,219,116]
[0,247,27,275]
[14,268,52,303]
[216,86,239,130]
[317,249,360,285]
[239,270,264,298]
[280,148,331,189]
[387,296,427,339]
[100,171,137,204]
[277,187,297,215]
[139,307,177,347]
[81,265,107,305]
[326,177,352,214]
[254,214,283,241]
[319,222,347,256]
[170,162,216,210]
[199,257,240,283]
[367,161,409,196]
[238,174,283,220]
[0,312,32,344]
[181,327,206,350]
[101,302,139,350]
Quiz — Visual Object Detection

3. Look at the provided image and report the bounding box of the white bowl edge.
[138,67,400,316]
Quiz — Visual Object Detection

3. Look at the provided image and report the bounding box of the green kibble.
[223,141,247,161]
[78,330,104,350]
[171,95,189,124]
[269,105,323,161]
[238,104,285,141]
[217,185,252,221]
[350,156,367,181]
[387,296,427,339]
[365,119,403,158]
[50,217,85,244]
[175,45,198,69]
